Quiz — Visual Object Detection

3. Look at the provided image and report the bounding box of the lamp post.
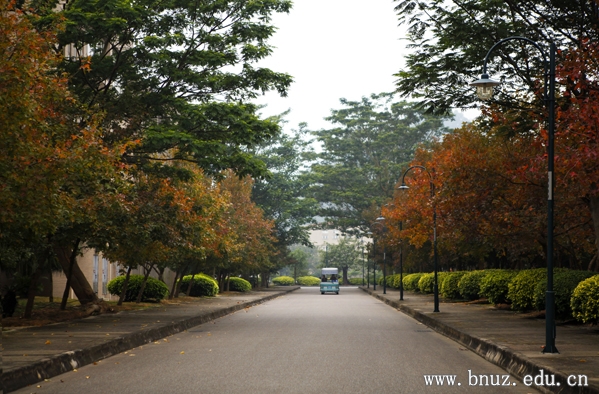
[470,36,557,353]
[399,165,439,312]
[375,217,388,294]
[362,243,365,286]
[399,220,404,301]
[372,236,377,291]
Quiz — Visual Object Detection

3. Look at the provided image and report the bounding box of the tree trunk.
[589,195,599,270]
[186,273,196,296]
[135,264,152,303]
[24,262,44,319]
[54,241,98,305]
[169,269,180,300]
[48,270,53,303]
[118,266,132,306]
[342,266,349,285]
[61,238,80,310]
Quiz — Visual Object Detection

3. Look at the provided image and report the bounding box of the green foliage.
[479,270,518,305]
[348,277,364,285]
[252,127,318,248]
[228,277,252,292]
[308,95,450,234]
[393,0,593,115]
[392,274,404,289]
[297,276,321,286]
[178,273,219,297]
[385,274,400,289]
[571,275,599,324]
[458,270,488,301]
[319,237,363,273]
[403,273,424,291]
[507,268,547,311]
[418,273,435,294]
[272,276,295,286]
[107,275,169,302]
[534,270,595,319]
[440,271,467,299]
[53,0,294,179]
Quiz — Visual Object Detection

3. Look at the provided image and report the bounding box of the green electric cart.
[320,267,339,294]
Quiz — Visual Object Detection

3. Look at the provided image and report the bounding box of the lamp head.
[398,183,409,190]
[470,73,500,100]
[376,216,385,222]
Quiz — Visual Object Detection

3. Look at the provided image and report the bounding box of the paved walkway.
[2,287,299,393]
[3,286,598,394]
[361,286,599,394]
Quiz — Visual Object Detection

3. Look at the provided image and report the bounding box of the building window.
[93,254,99,294]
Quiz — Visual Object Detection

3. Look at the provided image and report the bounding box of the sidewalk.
[1,286,299,393]
[361,286,599,394]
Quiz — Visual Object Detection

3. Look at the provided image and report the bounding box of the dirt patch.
[2,298,161,328]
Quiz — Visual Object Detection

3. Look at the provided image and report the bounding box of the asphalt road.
[16,287,539,394]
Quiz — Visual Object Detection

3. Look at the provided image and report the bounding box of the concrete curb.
[4,287,299,393]
[361,287,599,394]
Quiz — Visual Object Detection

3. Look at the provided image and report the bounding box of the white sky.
[253,0,411,132]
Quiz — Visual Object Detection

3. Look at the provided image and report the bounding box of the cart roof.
[321,267,338,275]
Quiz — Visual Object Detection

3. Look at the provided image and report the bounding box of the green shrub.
[376,274,396,287]
[418,273,435,294]
[533,270,595,319]
[272,276,295,286]
[392,274,404,289]
[571,275,599,323]
[458,270,487,301]
[178,273,219,297]
[107,275,169,302]
[348,277,364,285]
[387,274,400,289]
[479,270,518,305]
[403,273,424,291]
[417,272,449,294]
[507,268,546,311]
[228,277,252,292]
[297,276,321,286]
[440,271,467,299]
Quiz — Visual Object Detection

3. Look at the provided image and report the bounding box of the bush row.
[378,269,599,323]
[107,275,169,302]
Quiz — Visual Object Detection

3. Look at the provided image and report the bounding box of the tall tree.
[252,123,318,248]
[393,0,599,114]
[39,0,293,178]
[319,237,362,285]
[308,93,450,234]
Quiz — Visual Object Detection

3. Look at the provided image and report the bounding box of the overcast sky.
[253,0,415,132]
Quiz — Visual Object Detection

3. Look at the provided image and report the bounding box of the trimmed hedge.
[297,276,321,286]
[178,273,219,297]
[348,278,364,285]
[440,271,467,299]
[532,270,594,319]
[571,274,599,323]
[418,273,435,294]
[107,275,169,302]
[479,270,517,305]
[458,270,487,301]
[507,268,547,311]
[272,276,295,286]
[228,277,252,292]
[403,273,424,291]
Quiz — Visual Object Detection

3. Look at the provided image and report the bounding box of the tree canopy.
[308,93,451,235]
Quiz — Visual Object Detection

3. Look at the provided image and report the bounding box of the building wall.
[52,248,120,301]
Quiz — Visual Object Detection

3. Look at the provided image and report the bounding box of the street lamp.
[399,220,404,301]
[372,236,377,291]
[470,36,557,353]
[375,216,388,294]
[399,165,439,312]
